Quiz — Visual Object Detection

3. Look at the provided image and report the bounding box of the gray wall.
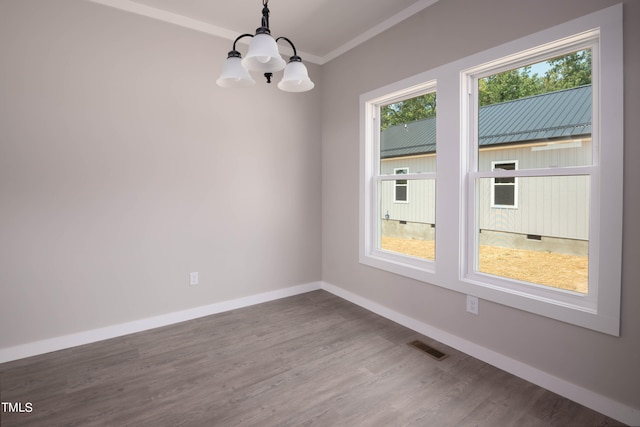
[1,0,638,418]
[322,0,639,413]
[0,0,322,348]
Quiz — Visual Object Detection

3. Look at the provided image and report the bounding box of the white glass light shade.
[277,61,314,92]
[242,33,286,73]
[216,56,255,88]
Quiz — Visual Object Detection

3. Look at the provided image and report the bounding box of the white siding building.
[380,85,592,255]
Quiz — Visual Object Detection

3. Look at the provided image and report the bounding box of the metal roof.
[380,85,592,159]
[380,117,437,158]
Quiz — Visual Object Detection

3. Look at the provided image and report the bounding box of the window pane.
[494,185,515,206]
[494,163,515,171]
[395,185,407,202]
[379,179,435,261]
[476,175,589,293]
[495,177,515,184]
[478,50,592,172]
[380,92,437,173]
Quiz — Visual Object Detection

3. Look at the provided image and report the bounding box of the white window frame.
[360,5,623,335]
[361,80,437,275]
[490,160,518,209]
[394,167,409,203]
[464,32,601,311]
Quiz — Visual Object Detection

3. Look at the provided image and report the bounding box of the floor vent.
[408,340,449,361]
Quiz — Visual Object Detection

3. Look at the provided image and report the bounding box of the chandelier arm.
[232,33,255,51]
[275,36,299,59]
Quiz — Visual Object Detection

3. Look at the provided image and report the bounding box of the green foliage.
[542,50,592,92]
[479,49,592,106]
[478,66,543,107]
[379,50,592,130]
[380,92,436,131]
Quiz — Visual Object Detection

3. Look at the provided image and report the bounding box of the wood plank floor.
[0,291,625,426]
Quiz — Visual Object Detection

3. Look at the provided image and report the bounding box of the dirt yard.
[381,236,588,293]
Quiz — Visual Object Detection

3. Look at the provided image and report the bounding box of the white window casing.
[360,5,623,335]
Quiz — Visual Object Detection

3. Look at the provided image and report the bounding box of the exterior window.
[394,168,409,202]
[362,5,622,335]
[491,161,517,208]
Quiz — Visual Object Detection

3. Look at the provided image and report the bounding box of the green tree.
[380,92,436,131]
[479,49,591,106]
[542,50,592,92]
[478,66,543,106]
[380,49,591,127]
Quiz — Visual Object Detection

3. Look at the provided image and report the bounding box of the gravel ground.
[381,236,588,293]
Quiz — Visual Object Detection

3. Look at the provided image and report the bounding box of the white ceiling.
[88,0,439,64]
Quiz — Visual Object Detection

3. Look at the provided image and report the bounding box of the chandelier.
[216,0,315,92]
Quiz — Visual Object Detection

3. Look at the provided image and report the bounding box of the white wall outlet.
[189,272,199,286]
[466,295,479,315]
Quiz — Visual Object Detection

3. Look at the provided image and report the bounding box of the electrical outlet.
[190,272,199,286]
[466,295,479,315]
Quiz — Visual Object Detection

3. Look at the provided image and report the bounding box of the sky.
[527,60,553,77]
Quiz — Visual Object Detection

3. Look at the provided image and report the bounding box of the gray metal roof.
[380,85,592,159]
[380,117,437,159]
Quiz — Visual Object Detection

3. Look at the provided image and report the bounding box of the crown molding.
[86,0,438,65]
[321,0,439,64]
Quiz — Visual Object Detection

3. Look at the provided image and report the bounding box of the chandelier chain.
[261,0,270,30]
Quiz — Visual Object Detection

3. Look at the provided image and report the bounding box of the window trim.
[360,4,622,335]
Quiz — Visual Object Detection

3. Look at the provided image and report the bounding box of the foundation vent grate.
[408,340,449,361]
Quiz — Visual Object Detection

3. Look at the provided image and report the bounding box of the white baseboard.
[320,281,640,427]
[0,282,321,364]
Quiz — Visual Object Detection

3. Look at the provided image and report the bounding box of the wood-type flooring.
[0,290,625,426]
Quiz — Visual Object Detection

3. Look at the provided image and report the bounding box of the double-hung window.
[362,82,438,268]
[360,5,623,335]
[465,34,600,306]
